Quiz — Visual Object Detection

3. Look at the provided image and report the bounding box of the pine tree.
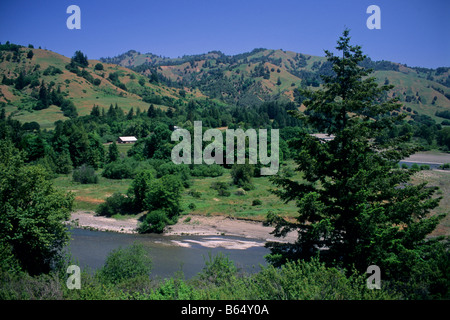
[266,30,447,291]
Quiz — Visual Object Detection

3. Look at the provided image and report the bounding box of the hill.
[1,42,449,130]
[0,43,189,129]
[102,48,450,122]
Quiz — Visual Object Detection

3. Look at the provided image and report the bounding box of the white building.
[117,136,137,144]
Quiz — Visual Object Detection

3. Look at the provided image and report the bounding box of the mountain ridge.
[1,42,449,130]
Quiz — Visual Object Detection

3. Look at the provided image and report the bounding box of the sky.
[0,0,448,68]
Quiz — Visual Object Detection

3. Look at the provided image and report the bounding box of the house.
[117,136,137,144]
[310,133,335,142]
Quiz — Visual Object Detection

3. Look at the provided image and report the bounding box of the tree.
[144,175,183,221]
[266,30,447,292]
[71,50,89,68]
[107,142,120,163]
[94,63,104,71]
[0,140,74,275]
[129,169,154,211]
[230,162,254,190]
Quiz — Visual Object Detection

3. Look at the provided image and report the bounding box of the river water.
[67,228,270,279]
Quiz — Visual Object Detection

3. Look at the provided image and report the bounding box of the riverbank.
[68,211,297,243]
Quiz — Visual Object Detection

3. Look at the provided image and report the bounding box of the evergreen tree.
[266,30,447,294]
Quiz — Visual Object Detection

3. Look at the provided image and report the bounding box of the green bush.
[138,209,168,234]
[252,199,262,206]
[96,193,135,216]
[72,164,98,184]
[191,164,224,177]
[98,243,152,285]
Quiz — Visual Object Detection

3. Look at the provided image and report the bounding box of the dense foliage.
[267,30,449,299]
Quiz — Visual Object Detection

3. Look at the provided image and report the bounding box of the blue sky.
[0,0,448,68]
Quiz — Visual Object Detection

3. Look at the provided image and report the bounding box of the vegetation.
[0,34,448,301]
[267,30,448,299]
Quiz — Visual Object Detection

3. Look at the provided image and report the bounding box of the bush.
[211,181,231,197]
[138,209,168,234]
[252,199,262,206]
[188,189,201,198]
[72,164,98,184]
[101,158,151,180]
[96,193,135,216]
[98,243,152,284]
[231,163,254,188]
[191,164,224,177]
[440,163,450,170]
[156,162,191,188]
[188,202,196,210]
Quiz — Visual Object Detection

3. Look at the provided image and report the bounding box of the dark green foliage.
[252,199,262,206]
[94,63,104,71]
[96,192,135,216]
[71,50,89,68]
[72,164,98,184]
[435,110,450,120]
[138,209,168,233]
[144,175,183,220]
[98,243,152,284]
[128,169,154,211]
[211,181,231,197]
[230,162,254,190]
[43,66,63,76]
[107,142,119,163]
[266,30,447,298]
[0,140,74,275]
[108,72,127,91]
[156,162,191,187]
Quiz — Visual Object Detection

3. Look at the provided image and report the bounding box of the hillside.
[1,42,449,130]
[102,48,450,122]
[0,43,188,129]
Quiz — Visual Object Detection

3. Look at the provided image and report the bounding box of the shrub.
[98,243,152,284]
[138,209,168,234]
[231,163,254,188]
[101,158,147,180]
[191,164,224,177]
[211,181,231,197]
[72,164,98,184]
[188,203,196,210]
[440,163,450,170]
[252,199,262,206]
[96,193,135,216]
[188,189,201,198]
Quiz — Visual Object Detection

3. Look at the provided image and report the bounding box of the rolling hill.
[102,48,450,121]
[1,42,449,130]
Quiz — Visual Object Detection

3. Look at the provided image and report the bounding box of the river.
[67,228,270,279]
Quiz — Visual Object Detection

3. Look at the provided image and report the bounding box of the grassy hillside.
[1,43,448,130]
[0,45,187,129]
[105,48,450,122]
